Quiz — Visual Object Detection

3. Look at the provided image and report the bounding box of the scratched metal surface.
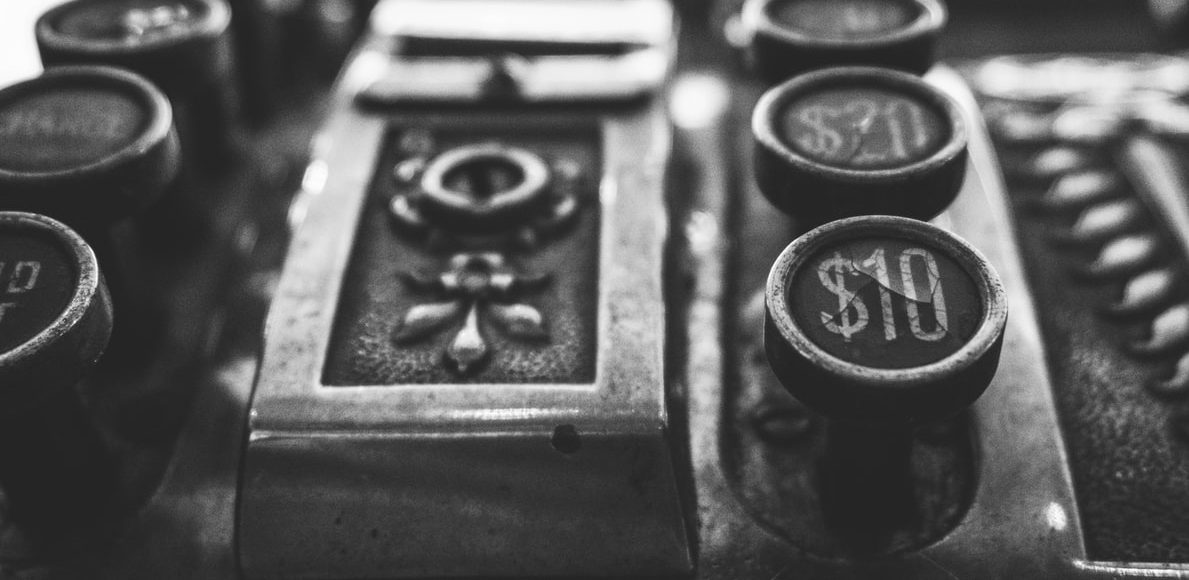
[1,1,1188,578]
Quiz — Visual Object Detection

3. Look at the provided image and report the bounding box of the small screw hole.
[551,424,582,454]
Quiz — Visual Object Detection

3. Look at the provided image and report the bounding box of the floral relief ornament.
[392,252,550,374]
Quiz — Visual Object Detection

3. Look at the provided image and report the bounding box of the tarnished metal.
[7,2,1189,579]
[681,65,1086,578]
[237,1,690,577]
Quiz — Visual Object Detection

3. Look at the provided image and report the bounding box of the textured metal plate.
[238,3,690,576]
[322,123,601,385]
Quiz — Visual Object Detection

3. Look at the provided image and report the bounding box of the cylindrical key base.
[0,212,117,528]
[819,422,916,551]
[0,388,117,528]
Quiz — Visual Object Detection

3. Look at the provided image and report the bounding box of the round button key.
[765,215,1006,426]
[37,0,232,82]
[0,212,118,526]
[0,66,179,225]
[742,0,946,81]
[38,0,236,170]
[0,212,112,409]
[753,67,967,227]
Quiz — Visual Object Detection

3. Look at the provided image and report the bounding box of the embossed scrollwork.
[382,132,587,375]
[393,253,550,374]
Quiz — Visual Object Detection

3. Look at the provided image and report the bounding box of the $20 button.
[752,67,968,227]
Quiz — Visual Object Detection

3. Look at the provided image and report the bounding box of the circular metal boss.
[418,144,552,231]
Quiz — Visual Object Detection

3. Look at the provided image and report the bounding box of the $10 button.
[765,215,1007,426]
[796,234,979,368]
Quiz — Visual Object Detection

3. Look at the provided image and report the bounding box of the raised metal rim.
[0,65,173,182]
[419,143,551,219]
[752,65,967,183]
[765,215,1007,387]
[37,0,230,54]
[744,0,946,49]
[0,212,100,369]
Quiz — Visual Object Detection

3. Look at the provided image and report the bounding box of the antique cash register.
[0,0,1188,577]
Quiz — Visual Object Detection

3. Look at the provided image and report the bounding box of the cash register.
[0,0,1187,577]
